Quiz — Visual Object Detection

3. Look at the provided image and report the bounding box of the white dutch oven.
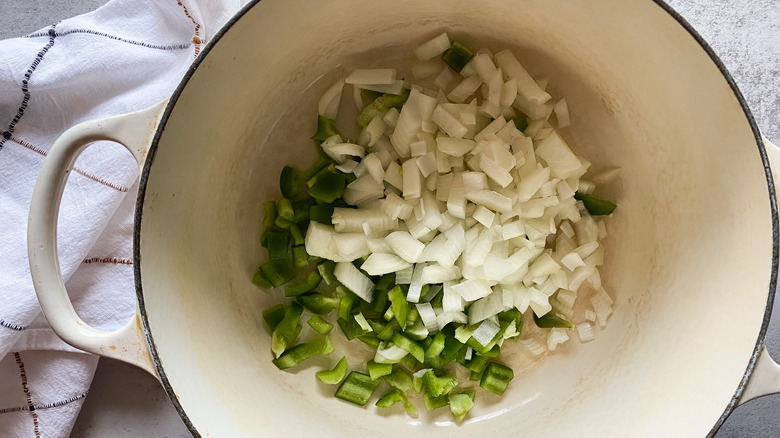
[26,0,780,436]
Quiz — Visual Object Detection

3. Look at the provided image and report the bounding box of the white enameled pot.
[26,0,780,436]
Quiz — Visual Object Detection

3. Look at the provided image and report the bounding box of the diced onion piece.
[468,289,504,324]
[451,279,493,301]
[318,78,345,120]
[334,262,374,302]
[471,319,500,346]
[410,140,428,157]
[332,233,370,261]
[362,153,385,183]
[554,98,571,128]
[413,32,451,60]
[560,252,586,271]
[437,137,475,157]
[305,222,335,261]
[517,166,551,202]
[432,106,468,139]
[590,287,614,329]
[479,154,513,188]
[417,302,439,331]
[367,237,392,253]
[384,161,403,191]
[402,159,422,199]
[433,67,454,91]
[336,159,359,174]
[375,345,409,363]
[355,80,406,95]
[391,89,437,158]
[448,75,483,103]
[420,264,461,284]
[417,152,437,178]
[361,253,412,276]
[473,205,495,228]
[493,50,551,105]
[535,131,585,180]
[385,231,425,263]
[465,190,513,213]
[331,208,393,233]
[576,322,595,343]
[322,141,366,164]
[547,327,569,351]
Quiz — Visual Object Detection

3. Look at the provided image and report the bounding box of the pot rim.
[131,1,779,436]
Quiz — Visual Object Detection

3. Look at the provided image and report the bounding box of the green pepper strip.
[440,334,465,362]
[533,312,574,329]
[377,320,399,341]
[307,315,334,334]
[392,333,425,363]
[317,260,337,285]
[298,293,340,315]
[272,336,334,370]
[279,166,300,199]
[367,360,394,381]
[292,245,309,268]
[260,201,278,246]
[266,232,289,261]
[338,314,371,340]
[288,223,304,246]
[260,259,295,287]
[464,354,489,374]
[382,366,413,392]
[421,370,457,397]
[308,172,347,204]
[337,286,358,320]
[316,356,348,385]
[513,117,528,133]
[442,41,474,73]
[284,271,322,297]
[311,115,342,142]
[574,191,617,216]
[375,389,404,408]
[271,302,303,358]
[309,203,334,225]
[262,304,286,331]
[357,88,411,128]
[448,390,476,422]
[358,332,381,349]
[335,371,381,406]
[377,387,418,417]
[424,391,449,411]
[277,198,295,222]
[371,288,389,314]
[306,163,336,188]
[251,268,272,289]
[480,361,514,396]
[425,332,446,361]
[387,285,408,329]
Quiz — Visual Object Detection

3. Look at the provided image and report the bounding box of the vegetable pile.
[253,32,618,421]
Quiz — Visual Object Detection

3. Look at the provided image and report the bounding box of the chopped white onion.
[334,262,373,302]
[576,322,595,343]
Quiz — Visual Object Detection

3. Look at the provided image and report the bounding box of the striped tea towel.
[0,0,239,435]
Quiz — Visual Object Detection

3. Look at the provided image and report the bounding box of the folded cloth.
[0,0,239,435]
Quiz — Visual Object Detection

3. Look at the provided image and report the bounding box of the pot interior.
[136,0,774,436]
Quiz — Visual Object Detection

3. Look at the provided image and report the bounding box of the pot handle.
[738,135,780,405]
[27,99,168,378]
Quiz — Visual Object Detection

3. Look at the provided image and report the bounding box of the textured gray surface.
[1,0,778,437]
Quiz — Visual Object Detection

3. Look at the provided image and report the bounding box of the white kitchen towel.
[0,0,240,436]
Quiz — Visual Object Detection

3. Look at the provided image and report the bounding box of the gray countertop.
[2,0,779,436]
